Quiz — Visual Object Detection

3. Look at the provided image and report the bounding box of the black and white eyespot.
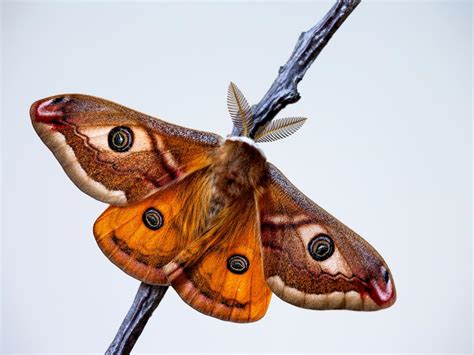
[382,267,390,284]
[308,234,334,261]
[50,96,65,105]
[142,208,164,231]
[108,126,134,152]
[227,254,249,274]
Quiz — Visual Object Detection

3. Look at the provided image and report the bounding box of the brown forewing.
[259,163,396,311]
[30,94,222,205]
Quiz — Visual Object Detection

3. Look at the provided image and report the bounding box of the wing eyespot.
[142,208,164,230]
[50,96,65,105]
[227,254,249,274]
[383,267,390,283]
[108,126,134,152]
[308,234,334,261]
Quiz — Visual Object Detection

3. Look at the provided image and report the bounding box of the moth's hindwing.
[164,192,272,323]
[93,168,213,285]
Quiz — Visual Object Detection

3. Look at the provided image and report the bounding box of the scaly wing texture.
[93,168,213,285]
[165,193,272,323]
[30,94,222,206]
[259,163,396,311]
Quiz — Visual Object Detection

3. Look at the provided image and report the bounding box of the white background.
[1,0,472,354]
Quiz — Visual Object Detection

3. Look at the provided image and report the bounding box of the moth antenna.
[254,117,308,143]
[227,82,254,137]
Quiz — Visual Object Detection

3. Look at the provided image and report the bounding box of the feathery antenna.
[254,117,307,143]
[227,82,253,137]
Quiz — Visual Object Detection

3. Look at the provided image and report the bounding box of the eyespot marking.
[108,126,134,152]
[142,208,164,230]
[308,234,334,261]
[227,254,249,274]
[51,96,65,105]
[383,267,390,284]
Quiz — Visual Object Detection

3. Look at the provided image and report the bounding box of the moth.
[30,83,396,323]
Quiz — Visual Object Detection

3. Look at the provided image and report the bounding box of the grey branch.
[106,283,168,355]
[106,1,360,353]
[231,0,361,137]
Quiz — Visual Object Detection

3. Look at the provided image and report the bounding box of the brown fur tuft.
[211,140,266,203]
[166,139,268,270]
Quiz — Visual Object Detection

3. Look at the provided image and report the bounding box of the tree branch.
[106,283,168,355]
[107,1,360,353]
[233,0,361,137]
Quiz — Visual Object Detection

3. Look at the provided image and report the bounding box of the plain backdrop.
[1,0,472,354]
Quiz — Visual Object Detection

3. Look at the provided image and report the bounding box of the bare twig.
[107,1,360,353]
[106,283,168,355]
[232,0,361,137]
